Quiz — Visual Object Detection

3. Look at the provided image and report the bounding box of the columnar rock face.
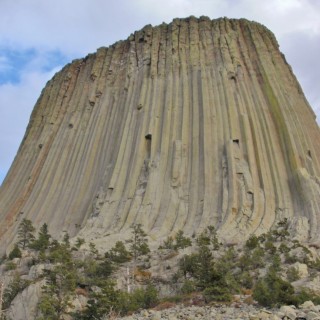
[1,17,320,250]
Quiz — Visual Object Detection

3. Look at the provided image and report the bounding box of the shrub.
[238,251,252,271]
[38,263,78,319]
[73,282,159,318]
[17,218,35,249]
[89,242,98,255]
[80,256,113,286]
[159,236,174,250]
[5,261,17,271]
[180,280,196,294]
[308,258,320,272]
[0,254,7,265]
[251,247,265,269]
[285,253,298,264]
[286,267,300,282]
[95,258,114,279]
[179,254,199,279]
[174,230,192,250]
[106,241,131,264]
[128,223,150,260]
[269,253,282,272]
[272,218,290,241]
[129,284,159,310]
[195,245,214,288]
[2,273,30,309]
[264,240,277,254]
[279,243,290,254]
[196,226,220,250]
[8,244,22,260]
[253,269,295,307]
[203,285,232,303]
[293,288,320,305]
[75,238,85,249]
[245,235,259,250]
[72,280,121,319]
[48,240,72,264]
[257,233,267,243]
[238,247,264,271]
[237,271,254,289]
[30,223,51,251]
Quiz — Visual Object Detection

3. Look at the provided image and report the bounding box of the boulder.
[6,280,44,320]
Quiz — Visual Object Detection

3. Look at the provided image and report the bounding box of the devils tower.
[0,16,319,251]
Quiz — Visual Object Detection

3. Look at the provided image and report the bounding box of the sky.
[0,0,319,185]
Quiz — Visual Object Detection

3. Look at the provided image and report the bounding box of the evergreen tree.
[196,225,220,250]
[245,234,260,250]
[89,242,98,255]
[196,245,214,288]
[128,224,150,261]
[75,238,85,249]
[48,240,72,264]
[174,230,192,250]
[62,232,70,248]
[179,254,199,279]
[2,273,30,310]
[253,268,295,307]
[106,241,131,264]
[37,263,77,319]
[273,218,290,241]
[207,225,220,250]
[30,223,51,251]
[160,236,174,250]
[74,280,122,319]
[17,218,35,249]
[8,244,22,260]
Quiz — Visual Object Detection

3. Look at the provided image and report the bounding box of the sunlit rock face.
[1,16,319,250]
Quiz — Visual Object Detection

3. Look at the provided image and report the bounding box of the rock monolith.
[0,17,319,251]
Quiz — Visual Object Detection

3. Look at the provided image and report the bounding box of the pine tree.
[8,244,22,260]
[17,218,35,249]
[174,230,192,250]
[38,263,77,319]
[75,238,85,249]
[2,273,30,310]
[128,224,150,261]
[30,223,51,251]
[106,241,131,264]
[74,280,122,319]
[196,225,220,250]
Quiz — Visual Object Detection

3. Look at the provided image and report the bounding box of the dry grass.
[75,287,88,297]
[163,251,179,260]
[153,301,177,311]
[134,268,152,283]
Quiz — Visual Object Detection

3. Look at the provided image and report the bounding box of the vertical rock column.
[0,17,319,250]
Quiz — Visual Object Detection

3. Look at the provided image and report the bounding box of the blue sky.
[0,0,319,185]
[0,48,68,85]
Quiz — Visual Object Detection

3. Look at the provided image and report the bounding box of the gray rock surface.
[0,17,319,255]
[6,281,44,320]
[113,302,320,320]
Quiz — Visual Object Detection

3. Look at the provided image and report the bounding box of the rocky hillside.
[115,302,320,320]
[1,219,320,319]
[0,17,320,253]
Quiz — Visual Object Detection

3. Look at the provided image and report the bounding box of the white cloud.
[0,55,11,72]
[0,0,146,57]
[0,64,60,183]
[131,0,320,118]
